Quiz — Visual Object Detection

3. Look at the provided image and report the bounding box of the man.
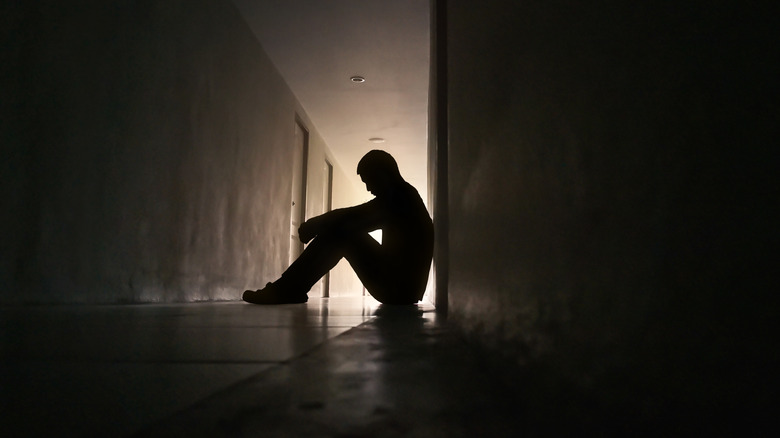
[243,150,434,305]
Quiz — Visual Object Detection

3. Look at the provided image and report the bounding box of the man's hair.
[357,150,401,179]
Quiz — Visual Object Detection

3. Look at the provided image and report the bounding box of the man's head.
[357,150,402,196]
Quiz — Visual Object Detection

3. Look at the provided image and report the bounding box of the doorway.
[320,159,334,297]
[290,118,309,265]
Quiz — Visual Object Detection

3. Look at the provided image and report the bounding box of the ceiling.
[232,0,431,200]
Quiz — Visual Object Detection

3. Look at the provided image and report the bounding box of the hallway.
[2,1,775,436]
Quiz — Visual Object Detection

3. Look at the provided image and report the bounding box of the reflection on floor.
[0,296,381,437]
[133,301,526,438]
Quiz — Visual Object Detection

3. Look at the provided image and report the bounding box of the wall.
[0,0,364,304]
[446,0,776,433]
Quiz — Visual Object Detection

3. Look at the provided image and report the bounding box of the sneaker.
[242,282,308,305]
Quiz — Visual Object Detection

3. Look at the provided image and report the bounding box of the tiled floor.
[3,295,757,437]
[7,296,692,437]
[0,296,381,437]
[129,302,523,438]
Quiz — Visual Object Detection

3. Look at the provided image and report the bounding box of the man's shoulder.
[400,181,422,197]
[388,182,423,204]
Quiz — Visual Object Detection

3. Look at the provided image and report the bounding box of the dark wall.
[0,0,315,303]
[446,0,776,433]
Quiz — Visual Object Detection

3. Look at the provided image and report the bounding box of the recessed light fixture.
[350,76,366,83]
[369,137,385,143]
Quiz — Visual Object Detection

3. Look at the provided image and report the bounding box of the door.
[319,159,334,297]
[290,119,309,265]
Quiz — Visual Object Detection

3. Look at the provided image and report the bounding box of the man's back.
[373,181,433,298]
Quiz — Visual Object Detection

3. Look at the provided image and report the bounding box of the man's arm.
[298,199,385,244]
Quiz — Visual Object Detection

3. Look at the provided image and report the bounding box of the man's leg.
[274,230,380,294]
[282,231,417,304]
[244,231,379,304]
[243,229,385,301]
[244,229,415,304]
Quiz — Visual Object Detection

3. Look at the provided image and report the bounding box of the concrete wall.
[0,0,364,304]
[446,0,776,432]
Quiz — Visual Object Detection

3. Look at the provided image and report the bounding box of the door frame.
[290,116,310,265]
[320,158,334,297]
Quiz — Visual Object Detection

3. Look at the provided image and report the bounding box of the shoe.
[242,282,308,305]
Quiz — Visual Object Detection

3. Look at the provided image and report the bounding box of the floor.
[2,296,525,437]
[6,295,747,437]
[0,297,385,437]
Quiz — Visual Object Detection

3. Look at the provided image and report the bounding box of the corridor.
[2,1,773,436]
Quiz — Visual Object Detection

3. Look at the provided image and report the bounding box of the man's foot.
[242,282,308,305]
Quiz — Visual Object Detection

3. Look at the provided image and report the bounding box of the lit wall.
[0,0,364,303]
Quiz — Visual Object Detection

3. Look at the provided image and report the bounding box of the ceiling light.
[350,76,366,83]
[369,137,385,143]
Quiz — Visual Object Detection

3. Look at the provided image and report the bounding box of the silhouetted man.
[243,150,433,305]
